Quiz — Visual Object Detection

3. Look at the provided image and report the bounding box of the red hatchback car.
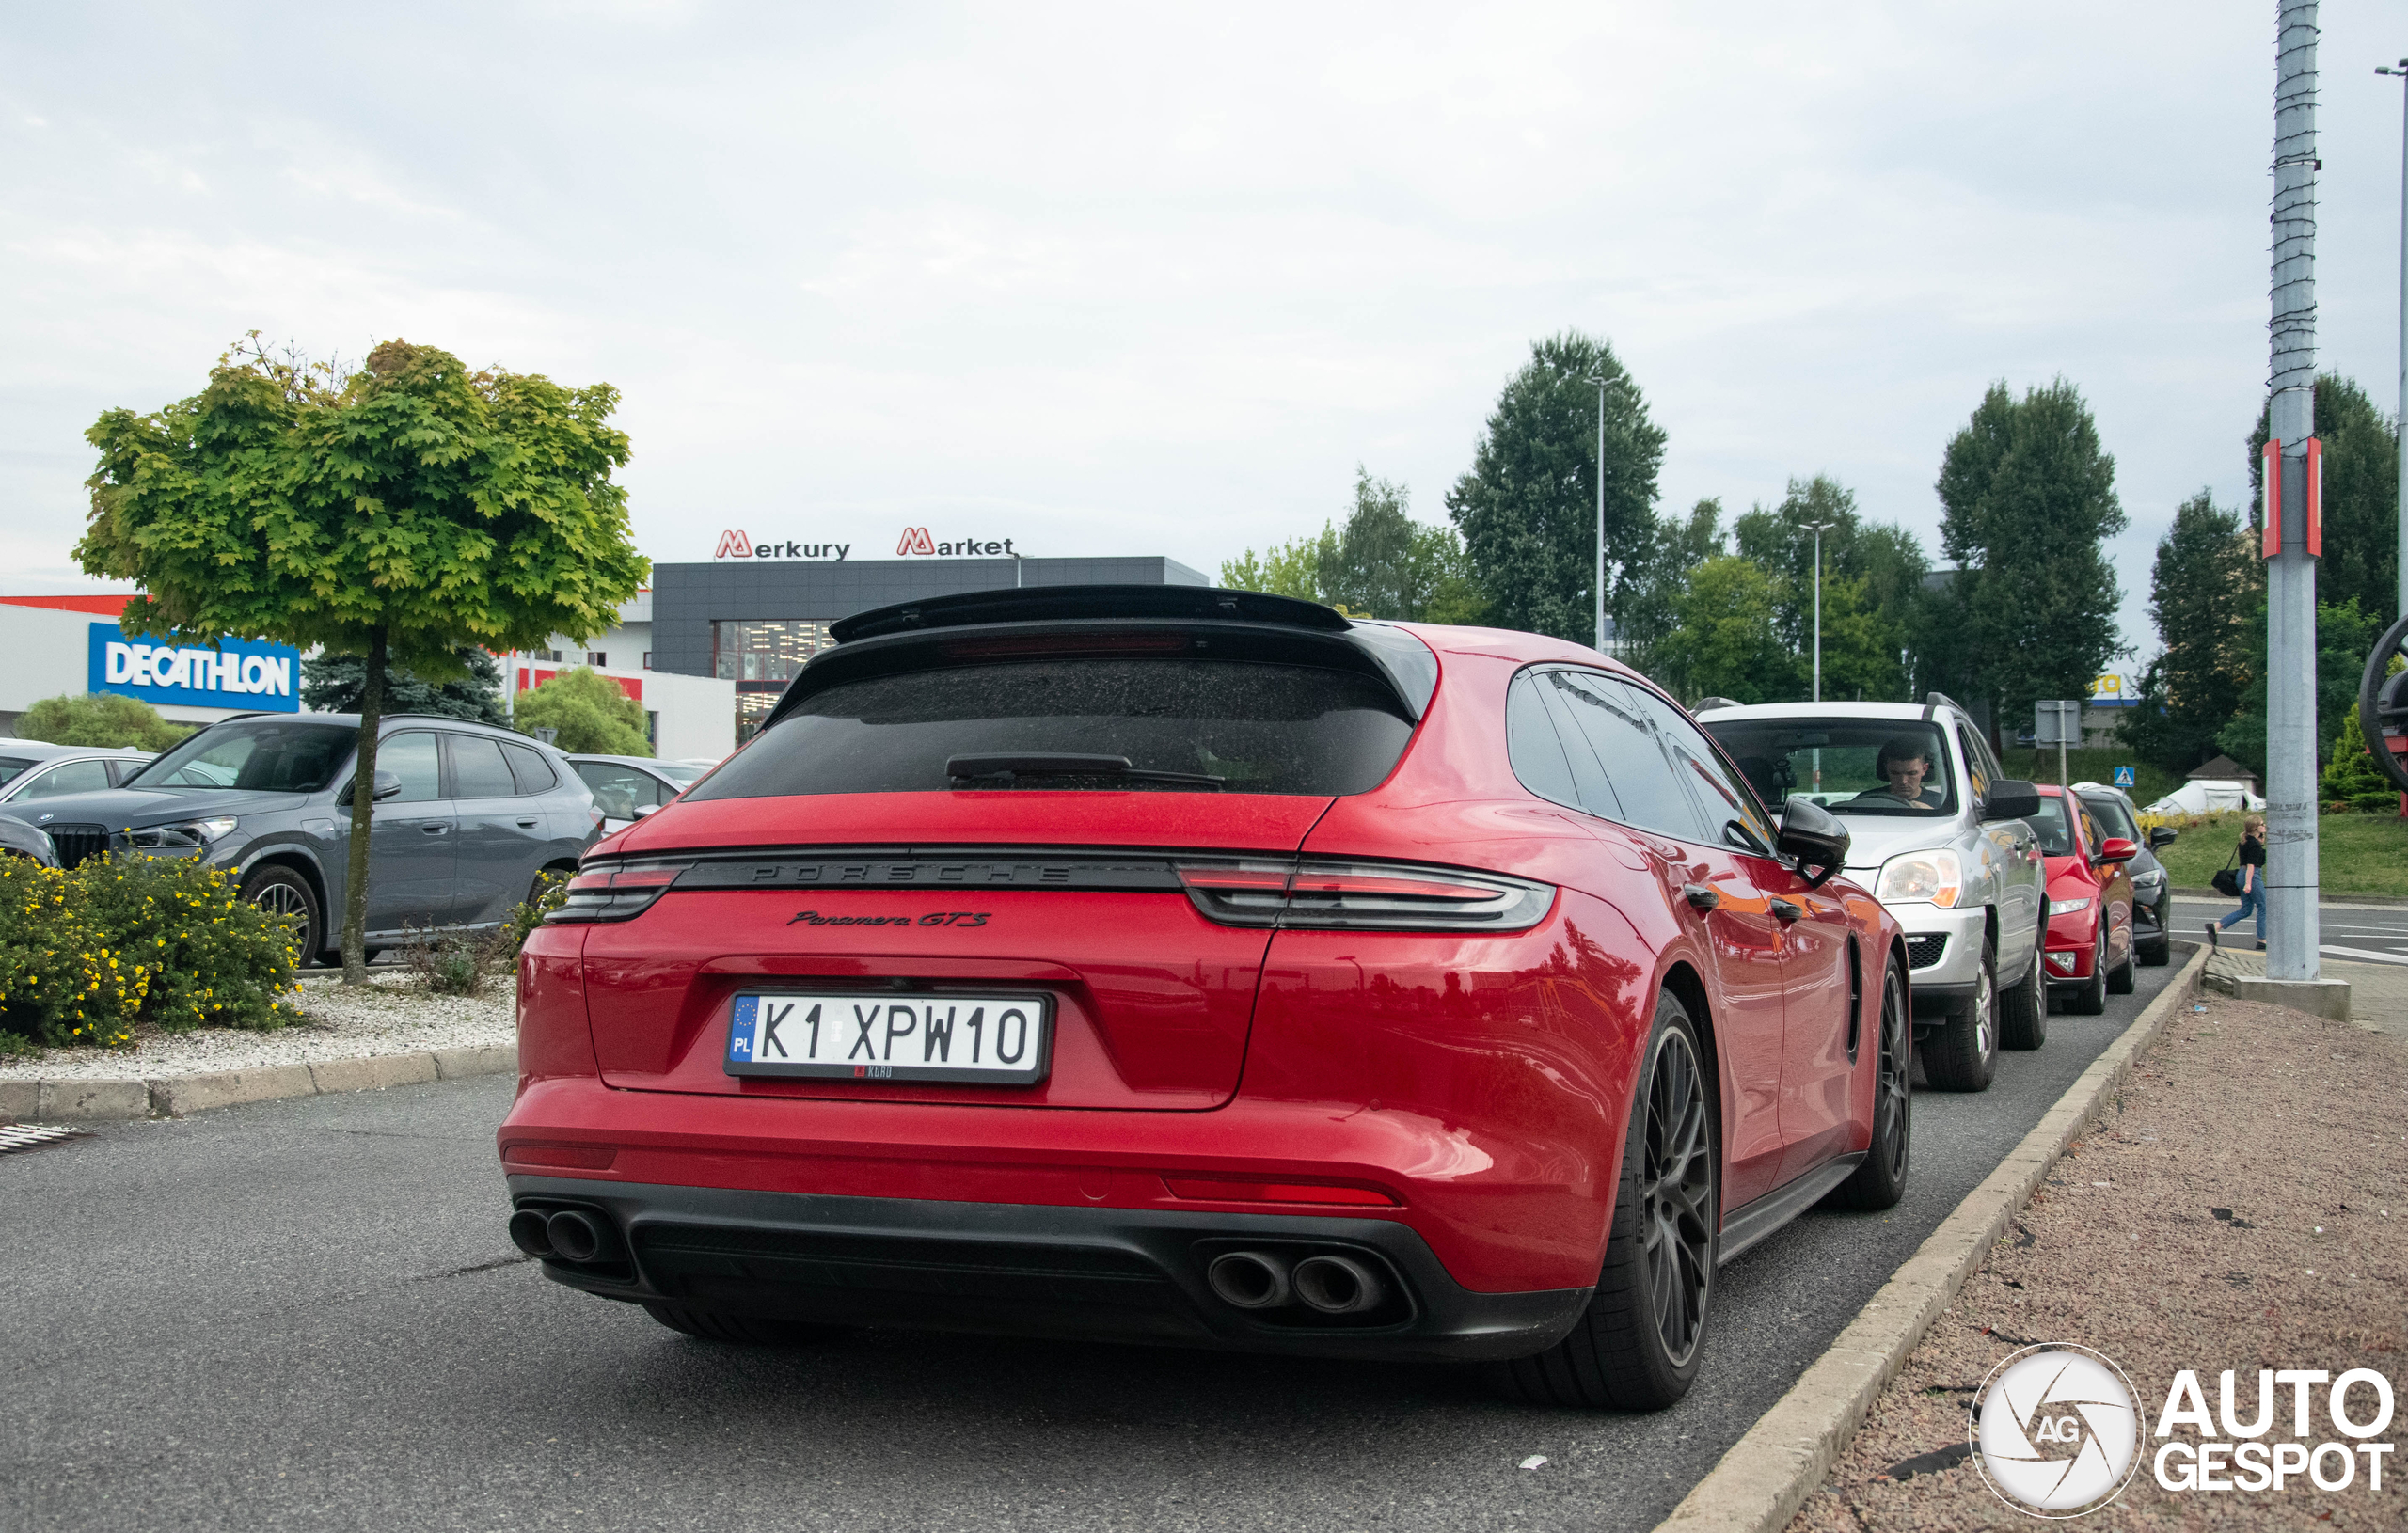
[499,587,1911,1409]
[2028,785,2137,1014]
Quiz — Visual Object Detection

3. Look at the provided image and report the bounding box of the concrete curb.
[1655,940,2211,1533]
[0,1042,516,1123]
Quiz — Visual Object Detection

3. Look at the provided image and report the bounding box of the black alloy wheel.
[240,865,321,969]
[2071,920,2109,1015]
[1830,957,1911,1210]
[1490,990,1717,1410]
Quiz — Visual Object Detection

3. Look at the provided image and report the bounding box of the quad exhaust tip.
[1206,1249,1387,1315]
[508,1206,611,1264]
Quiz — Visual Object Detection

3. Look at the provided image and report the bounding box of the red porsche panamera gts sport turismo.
[499,586,1911,1409]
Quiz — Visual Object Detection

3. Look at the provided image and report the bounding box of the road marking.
[2320,944,2408,967]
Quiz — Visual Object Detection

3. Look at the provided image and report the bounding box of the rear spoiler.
[763,585,1439,733]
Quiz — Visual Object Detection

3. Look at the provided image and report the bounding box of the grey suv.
[0,713,600,963]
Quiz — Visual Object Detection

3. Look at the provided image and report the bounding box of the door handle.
[1769,898,1804,924]
[515,818,540,829]
[421,823,449,835]
[1682,882,1720,911]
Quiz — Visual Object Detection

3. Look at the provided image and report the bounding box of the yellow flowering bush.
[0,860,150,1048]
[0,854,298,1049]
[71,856,298,1033]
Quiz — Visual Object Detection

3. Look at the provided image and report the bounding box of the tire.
[1829,956,1911,1211]
[2071,922,2109,1015]
[1996,924,2048,1051]
[2106,925,2136,995]
[240,865,321,966]
[642,1304,840,1347]
[1920,932,1998,1092]
[1490,989,1717,1410]
[2139,900,2172,967]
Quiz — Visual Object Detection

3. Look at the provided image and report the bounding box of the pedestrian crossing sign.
[2113,766,2135,788]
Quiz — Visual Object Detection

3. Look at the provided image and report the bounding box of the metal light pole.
[2267,1,2322,982]
[2381,55,2408,616]
[1589,374,1609,652]
[1801,519,1835,702]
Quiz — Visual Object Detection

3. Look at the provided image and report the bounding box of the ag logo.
[1973,1344,2142,1517]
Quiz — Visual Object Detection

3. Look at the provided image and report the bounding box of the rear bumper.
[508,1174,1592,1364]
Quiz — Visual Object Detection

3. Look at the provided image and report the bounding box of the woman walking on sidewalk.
[2208,814,2267,951]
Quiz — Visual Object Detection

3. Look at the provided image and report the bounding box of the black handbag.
[2210,848,2242,898]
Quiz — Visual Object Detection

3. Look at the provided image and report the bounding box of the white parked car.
[564,754,711,833]
[0,742,153,805]
[1696,694,2048,1092]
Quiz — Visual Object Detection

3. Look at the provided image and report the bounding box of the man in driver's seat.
[1857,737,1944,811]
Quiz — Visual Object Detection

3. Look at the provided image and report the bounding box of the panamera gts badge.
[787,910,990,927]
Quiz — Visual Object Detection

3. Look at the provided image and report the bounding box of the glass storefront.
[713,620,833,740]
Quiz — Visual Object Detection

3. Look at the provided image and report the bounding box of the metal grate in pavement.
[0,1122,87,1154]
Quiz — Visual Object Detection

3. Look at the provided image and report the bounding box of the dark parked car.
[501,585,1909,1411]
[0,713,602,961]
[2073,782,2175,965]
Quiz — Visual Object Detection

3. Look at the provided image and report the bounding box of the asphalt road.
[5,953,2191,1533]
[2169,894,2408,966]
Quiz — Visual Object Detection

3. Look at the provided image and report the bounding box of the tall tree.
[1730,475,1924,702]
[1446,331,1666,646]
[1651,556,1802,705]
[1935,379,2128,735]
[1618,498,1726,693]
[2247,373,2400,622]
[2215,597,2384,775]
[2119,493,2261,773]
[1220,468,1484,622]
[302,645,509,726]
[79,336,648,982]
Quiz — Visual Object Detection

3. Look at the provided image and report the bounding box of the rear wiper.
[944,752,1225,791]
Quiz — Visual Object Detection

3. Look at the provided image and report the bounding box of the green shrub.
[0,860,151,1048]
[399,873,564,997]
[73,855,300,1031]
[15,691,188,751]
[502,870,568,958]
[515,667,649,754]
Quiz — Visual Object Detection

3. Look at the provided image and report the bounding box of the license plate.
[722,991,1054,1085]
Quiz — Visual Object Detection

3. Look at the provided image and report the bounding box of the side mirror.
[2147,826,2178,848]
[1980,780,2041,821]
[1778,796,1851,889]
[2097,836,2138,864]
[633,803,660,818]
[341,770,405,807]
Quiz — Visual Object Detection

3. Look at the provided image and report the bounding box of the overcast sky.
[5,2,2403,671]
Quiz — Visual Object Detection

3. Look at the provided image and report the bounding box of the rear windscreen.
[684,659,1416,799]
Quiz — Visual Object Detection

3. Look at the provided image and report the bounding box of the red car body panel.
[2037,785,2134,980]
[499,610,1903,1351]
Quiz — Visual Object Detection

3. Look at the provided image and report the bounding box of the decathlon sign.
[88,624,301,713]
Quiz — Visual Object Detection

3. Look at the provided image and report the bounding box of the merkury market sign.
[714,528,1021,561]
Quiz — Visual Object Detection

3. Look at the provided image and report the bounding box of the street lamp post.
[2380,56,2408,616]
[1801,519,1836,702]
[1588,374,1609,653]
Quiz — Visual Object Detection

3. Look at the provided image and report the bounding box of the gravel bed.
[0,973,515,1081]
[1788,992,2408,1530]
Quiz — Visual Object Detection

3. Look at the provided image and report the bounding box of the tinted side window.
[1624,685,1775,853]
[577,761,664,820]
[378,733,441,803]
[1956,725,1990,803]
[449,735,520,799]
[504,743,560,794]
[1505,671,1581,810]
[1543,670,1706,842]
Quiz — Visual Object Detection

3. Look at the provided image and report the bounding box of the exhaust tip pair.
[1206,1249,1386,1315]
[510,1206,611,1263]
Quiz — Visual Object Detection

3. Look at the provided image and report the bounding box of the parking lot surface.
[5,956,2188,1533]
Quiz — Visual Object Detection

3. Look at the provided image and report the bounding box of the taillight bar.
[547,863,689,924]
[1174,858,1553,933]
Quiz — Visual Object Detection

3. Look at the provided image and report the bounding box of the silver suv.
[1697,694,2046,1091]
